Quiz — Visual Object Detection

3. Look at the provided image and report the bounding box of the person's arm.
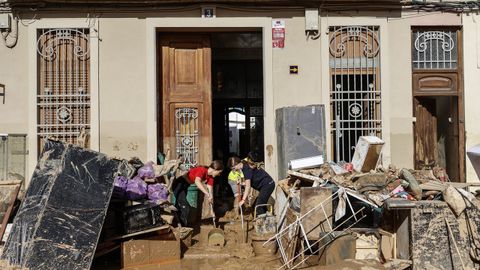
[207,185,214,203]
[239,179,251,207]
[194,177,213,203]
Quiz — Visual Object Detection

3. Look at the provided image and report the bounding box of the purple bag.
[137,161,155,179]
[113,176,128,199]
[126,176,147,201]
[147,183,169,202]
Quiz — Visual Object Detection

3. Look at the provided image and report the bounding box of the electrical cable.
[1,14,18,48]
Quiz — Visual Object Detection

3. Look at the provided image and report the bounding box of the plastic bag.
[113,175,128,199]
[137,161,155,179]
[126,176,147,200]
[147,183,169,202]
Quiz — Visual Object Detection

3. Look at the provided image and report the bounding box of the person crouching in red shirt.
[172,160,224,226]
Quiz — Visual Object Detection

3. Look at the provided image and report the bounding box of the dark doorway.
[414,96,461,181]
[210,33,264,164]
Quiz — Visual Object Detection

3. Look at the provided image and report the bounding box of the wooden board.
[300,187,332,241]
[109,224,170,241]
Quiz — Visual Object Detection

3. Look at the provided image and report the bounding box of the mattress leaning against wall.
[0,139,127,270]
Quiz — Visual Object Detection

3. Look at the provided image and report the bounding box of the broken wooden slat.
[109,224,170,241]
[287,170,323,183]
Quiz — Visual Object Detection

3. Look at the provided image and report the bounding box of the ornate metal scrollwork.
[37,29,90,61]
[414,31,454,53]
[175,108,199,169]
[329,26,380,58]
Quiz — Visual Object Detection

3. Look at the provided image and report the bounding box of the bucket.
[251,232,277,255]
[186,184,199,224]
[208,228,225,247]
[186,184,199,208]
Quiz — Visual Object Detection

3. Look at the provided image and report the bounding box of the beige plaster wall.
[386,17,415,169]
[97,17,148,161]
[462,13,480,183]
[271,16,322,109]
[1,10,476,183]
[0,22,29,134]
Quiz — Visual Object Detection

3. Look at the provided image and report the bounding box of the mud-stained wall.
[0,9,478,184]
[98,18,147,160]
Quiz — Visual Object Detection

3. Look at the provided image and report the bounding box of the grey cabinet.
[275,105,326,179]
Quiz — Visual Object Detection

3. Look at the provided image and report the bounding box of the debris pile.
[269,136,480,269]
[2,136,480,270]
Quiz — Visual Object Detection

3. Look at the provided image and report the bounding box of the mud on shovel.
[207,201,225,246]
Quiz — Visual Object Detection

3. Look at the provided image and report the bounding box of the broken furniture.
[0,180,21,243]
[382,199,480,269]
[121,226,180,269]
[268,186,368,269]
[1,140,128,270]
[351,136,384,173]
[123,203,165,234]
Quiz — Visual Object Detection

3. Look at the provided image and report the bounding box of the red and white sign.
[272,20,285,48]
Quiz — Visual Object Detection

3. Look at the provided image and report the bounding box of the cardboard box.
[351,136,384,172]
[121,230,180,269]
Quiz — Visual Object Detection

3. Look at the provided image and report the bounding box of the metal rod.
[263,190,341,246]
[277,207,367,270]
[298,218,313,253]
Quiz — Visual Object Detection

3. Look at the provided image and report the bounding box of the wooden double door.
[158,35,212,168]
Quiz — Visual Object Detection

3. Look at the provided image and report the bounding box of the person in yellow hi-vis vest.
[227,167,244,219]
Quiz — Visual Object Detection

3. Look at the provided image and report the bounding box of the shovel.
[207,202,225,246]
[210,203,216,228]
[237,182,246,243]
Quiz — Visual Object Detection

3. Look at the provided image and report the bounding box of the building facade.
[1,0,479,185]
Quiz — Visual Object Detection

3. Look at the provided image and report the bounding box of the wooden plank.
[413,97,437,169]
[109,224,170,241]
[283,207,299,267]
[0,184,20,243]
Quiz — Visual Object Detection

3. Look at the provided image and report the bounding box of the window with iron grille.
[37,29,90,153]
[329,26,382,162]
[412,29,458,69]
